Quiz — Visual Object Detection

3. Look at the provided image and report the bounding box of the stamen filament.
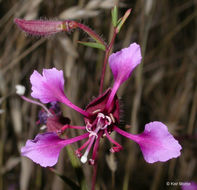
[61,133,89,145]
[59,125,86,133]
[81,124,101,163]
[81,136,95,163]
[91,134,101,162]
[77,138,91,152]
[21,96,52,116]
[104,129,122,151]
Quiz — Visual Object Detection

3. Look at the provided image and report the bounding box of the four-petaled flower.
[21,43,182,167]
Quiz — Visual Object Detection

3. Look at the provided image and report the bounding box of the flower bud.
[14,18,77,36]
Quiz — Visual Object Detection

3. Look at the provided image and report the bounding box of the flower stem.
[91,163,98,190]
[91,134,101,190]
[99,29,117,94]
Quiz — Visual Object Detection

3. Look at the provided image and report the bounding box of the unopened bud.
[15,84,26,95]
[14,18,78,36]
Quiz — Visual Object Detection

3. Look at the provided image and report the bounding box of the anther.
[97,113,105,119]
[80,151,89,163]
[100,115,112,130]
[109,113,115,123]
[89,159,95,165]
[81,155,88,163]
[106,116,112,125]
[92,109,101,114]
[86,125,92,133]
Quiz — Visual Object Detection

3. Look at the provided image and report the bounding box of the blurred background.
[0,0,197,189]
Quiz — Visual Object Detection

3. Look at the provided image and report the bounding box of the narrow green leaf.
[111,6,118,27]
[78,41,106,51]
[116,9,132,33]
[66,146,88,190]
[50,168,80,190]
[76,23,106,46]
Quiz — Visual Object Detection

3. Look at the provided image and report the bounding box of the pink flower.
[21,43,182,167]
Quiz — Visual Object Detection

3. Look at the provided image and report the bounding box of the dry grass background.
[0,0,197,190]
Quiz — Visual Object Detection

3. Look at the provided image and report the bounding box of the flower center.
[80,112,114,164]
[86,113,112,137]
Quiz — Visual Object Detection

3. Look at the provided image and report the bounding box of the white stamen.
[86,121,91,127]
[97,113,105,118]
[89,131,98,138]
[16,85,26,95]
[92,109,101,114]
[106,116,112,125]
[40,125,47,130]
[101,124,108,130]
[110,113,115,123]
[81,152,88,163]
[86,125,92,133]
[101,115,112,130]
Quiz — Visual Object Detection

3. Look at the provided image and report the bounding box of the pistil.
[80,112,112,163]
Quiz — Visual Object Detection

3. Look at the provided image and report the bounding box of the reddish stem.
[91,134,101,190]
[99,29,117,94]
[91,163,98,190]
[71,21,117,95]
[74,22,106,46]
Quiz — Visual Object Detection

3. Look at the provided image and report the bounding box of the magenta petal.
[138,121,182,163]
[21,133,66,167]
[109,43,142,85]
[21,132,89,167]
[30,68,65,103]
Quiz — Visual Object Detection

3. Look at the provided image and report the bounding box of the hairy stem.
[75,22,106,46]
[99,29,117,94]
